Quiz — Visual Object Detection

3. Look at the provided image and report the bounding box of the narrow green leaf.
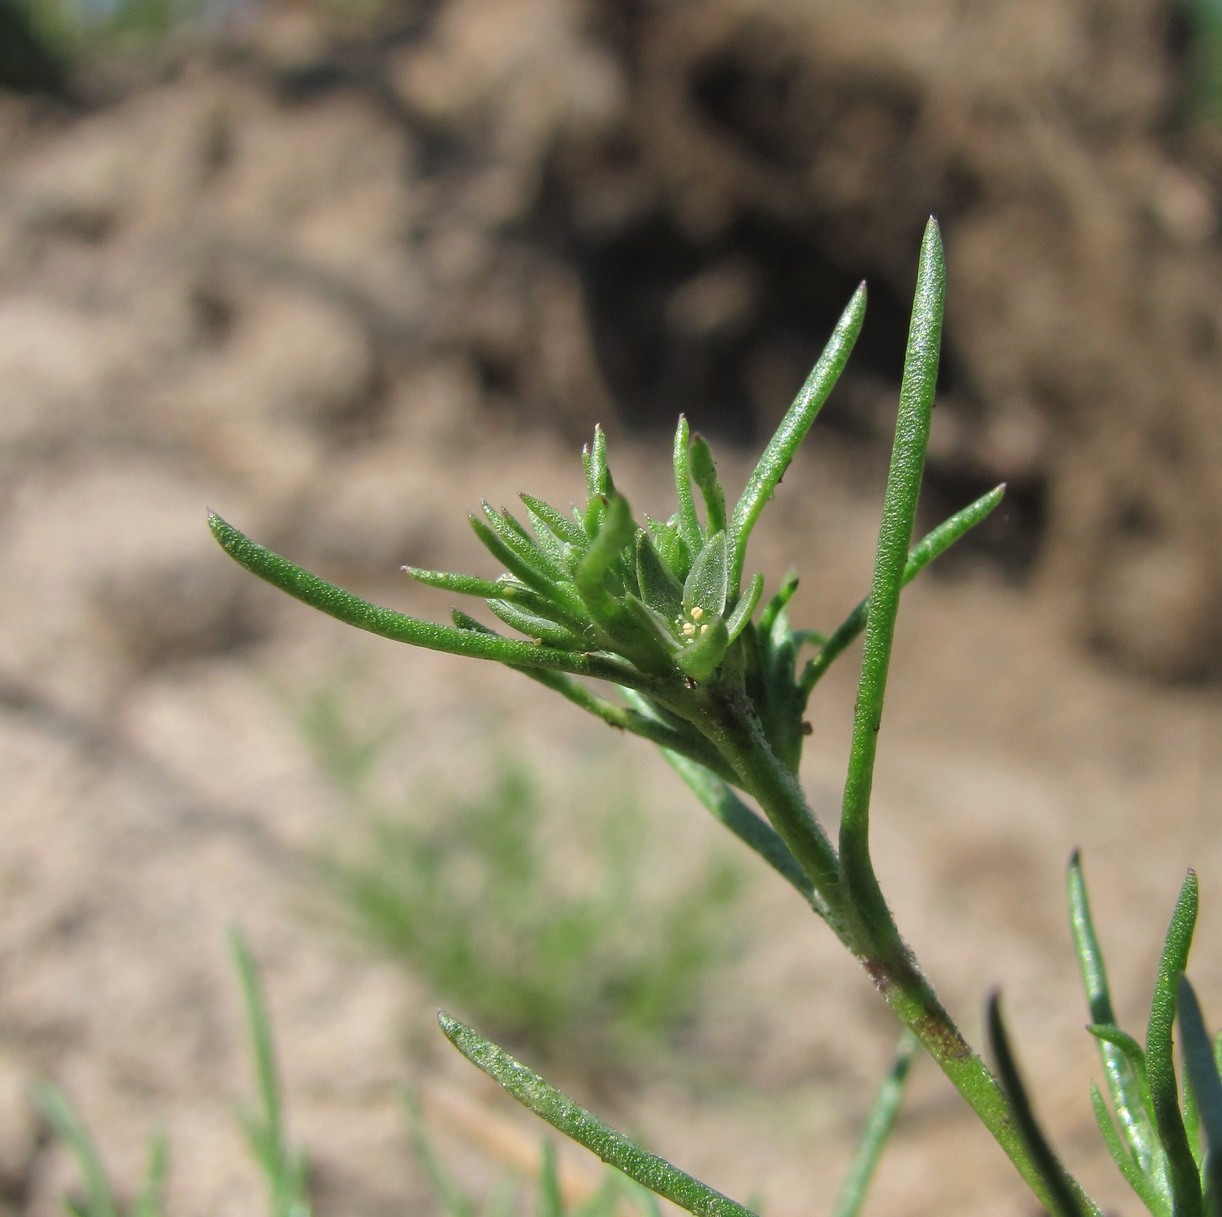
[758,572,798,635]
[689,435,727,537]
[403,1093,478,1217]
[474,510,579,608]
[1178,978,1222,1210]
[800,481,1003,696]
[729,281,867,591]
[622,594,682,656]
[645,516,692,582]
[1147,871,1202,1216]
[838,229,950,949]
[514,503,572,571]
[438,1013,759,1217]
[830,1030,918,1217]
[404,567,511,598]
[29,1083,120,1217]
[575,493,635,615]
[1070,853,1167,1183]
[132,1132,170,1217]
[1186,1058,1204,1174]
[986,993,1093,1217]
[725,573,764,644]
[537,1140,563,1217]
[583,426,610,501]
[209,514,642,686]
[636,532,685,622]
[677,618,730,683]
[521,493,589,549]
[487,584,590,631]
[231,926,312,1217]
[487,600,589,650]
[1088,1025,1150,1074]
[656,742,816,908]
[484,503,573,582]
[1089,1083,1168,1215]
[672,416,703,555]
[683,532,729,620]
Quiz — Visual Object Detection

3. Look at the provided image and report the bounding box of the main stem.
[730,706,1088,1214]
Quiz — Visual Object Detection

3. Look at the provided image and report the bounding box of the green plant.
[308,717,743,1061]
[32,929,310,1217]
[29,1085,169,1217]
[209,216,1220,1214]
[404,1091,666,1217]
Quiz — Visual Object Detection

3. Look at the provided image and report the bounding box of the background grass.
[302,683,746,1068]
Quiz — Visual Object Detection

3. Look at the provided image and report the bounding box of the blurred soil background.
[3,0,1222,1214]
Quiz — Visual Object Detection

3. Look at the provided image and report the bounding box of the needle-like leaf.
[1146,872,1202,1216]
[987,993,1094,1217]
[672,416,703,556]
[1070,853,1168,1193]
[729,282,867,593]
[439,1014,759,1217]
[800,484,1004,695]
[1177,978,1222,1212]
[209,513,643,686]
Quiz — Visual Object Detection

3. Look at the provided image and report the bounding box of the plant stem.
[733,716,1099,1213]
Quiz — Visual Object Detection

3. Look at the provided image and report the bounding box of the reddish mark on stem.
[864,956,972,1062]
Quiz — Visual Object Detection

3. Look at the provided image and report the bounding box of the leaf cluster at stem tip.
[209,222,1001,791]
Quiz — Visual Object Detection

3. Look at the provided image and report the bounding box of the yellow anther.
[681,622,697,638]
[690,606,704,621]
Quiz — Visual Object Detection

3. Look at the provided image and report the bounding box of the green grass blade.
[438,1014,759,1217]
[729,281,867,592]
[1146,872,1202,1216]
[623,1181,665,1217]
[839,218,943,948]
[209,514,644,687]
[131,1131,169,1217]
[830,1029,918,1217]
[986,994,1093,1217]
[672,416,703,555]
[799,483,1004,696]
[231,927,311,1217]
[232,929,285,1161]
[537,1141,563,1217]
[402,1093,477,1217]
[1069,853,1167,1184]
[29,1083,120,1217]
[1178,978,1222,1210]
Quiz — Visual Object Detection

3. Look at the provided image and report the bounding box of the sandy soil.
[3,5,1222,1215]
